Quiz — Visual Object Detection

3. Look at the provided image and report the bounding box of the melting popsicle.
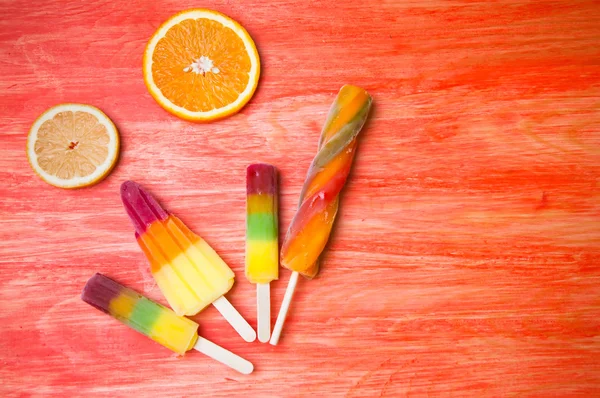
[121,181,256,342]
[81,273,253,374]
[245,164,278,342]
[270,85,372,345]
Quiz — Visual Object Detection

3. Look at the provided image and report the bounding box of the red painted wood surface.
[1,0,599,396]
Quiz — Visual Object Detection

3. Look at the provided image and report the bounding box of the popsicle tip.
[80,273,119,315]
[81,272,101,295]
[120,180,140,197]
[338,85,372,106]
[247,163,276,172]
[120,180,169,234]
[80,275,91,300]
[339,84,368,92]
[246,164,278,194]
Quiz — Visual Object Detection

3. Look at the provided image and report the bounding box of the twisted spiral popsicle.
[280,85,372,278]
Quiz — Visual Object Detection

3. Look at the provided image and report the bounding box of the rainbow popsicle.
[271,85,372,345]
[245,163,278,342]
[121,181,256,342]
[81,273,253,374]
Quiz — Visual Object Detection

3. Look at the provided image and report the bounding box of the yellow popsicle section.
[136,216,234,316]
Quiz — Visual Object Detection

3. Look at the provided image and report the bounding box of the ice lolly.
[121,181,256,342]
[245,163,278,342]
[81,273,253,374]
[270,85,372,345]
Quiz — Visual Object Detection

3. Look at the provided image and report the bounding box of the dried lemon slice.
[27,103,120,188]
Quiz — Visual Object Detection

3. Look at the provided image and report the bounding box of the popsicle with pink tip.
[121,181,256,342]
[245,163,279,342]
[82,273,253,374]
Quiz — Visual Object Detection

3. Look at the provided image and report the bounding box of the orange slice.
[143,9,261,122]
[26,103,120,189]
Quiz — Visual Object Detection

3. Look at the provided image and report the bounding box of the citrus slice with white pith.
[27,103,120,189]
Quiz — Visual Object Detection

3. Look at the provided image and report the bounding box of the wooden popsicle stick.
[212,296,257,342]
[193,336,254,375]
[269,271,299,345]
[257,283,270,343]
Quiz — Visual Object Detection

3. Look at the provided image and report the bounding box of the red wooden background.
[1,0,599,396]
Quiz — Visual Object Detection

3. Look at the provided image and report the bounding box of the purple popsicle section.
[81,273,122,314]
[247,164,277,195]
[120,181,168,235]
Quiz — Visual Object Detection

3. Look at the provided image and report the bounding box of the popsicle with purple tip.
[120,181,256,342]
[81,273,253,374]
[245,163,279,342]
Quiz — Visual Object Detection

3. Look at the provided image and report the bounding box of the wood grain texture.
[1,0,599,396]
